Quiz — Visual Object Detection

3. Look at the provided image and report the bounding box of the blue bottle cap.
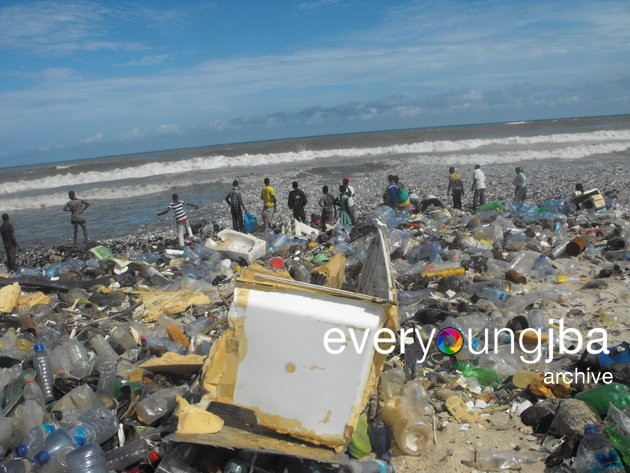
[15,444,28,457]
[34,343,45,352]
[35,450,51,465]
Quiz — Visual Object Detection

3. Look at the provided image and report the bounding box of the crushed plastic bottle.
[575,425,624,473]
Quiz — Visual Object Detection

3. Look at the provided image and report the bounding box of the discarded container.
[205,229,266,264]
[575,425,624,473]
[575,383,630,416]
[566,237,588,257]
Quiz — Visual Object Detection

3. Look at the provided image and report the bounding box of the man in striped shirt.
[63,190,89,244]
[225,180,247,232]
[158,193,199,247]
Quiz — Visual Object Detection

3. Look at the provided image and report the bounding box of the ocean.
[2,115,629,247]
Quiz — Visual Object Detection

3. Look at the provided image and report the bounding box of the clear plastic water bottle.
[15,267,42,277]
[35,430,76,465]
[88,334,118,371]
[65,443,107,473]
[104,439,149,471]
[184,316,214,338]
[65,340,92,379]
[476,286,509,303]
[268,234,292,254]
[145,336,187,355]
[574,425,624,473]
[67,408,119,446]
[473,449,544,470]
[23,370,46,407]
[527,308,547,332]
[33,343,55,403]
[136,385,188,425]
[15,424,56,460]
[96,360,117,400]
[0,459,31,473]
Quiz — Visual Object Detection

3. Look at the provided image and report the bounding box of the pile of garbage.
[0,193,628,473]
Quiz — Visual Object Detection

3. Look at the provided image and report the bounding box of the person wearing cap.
[342,177,356,223]
[471,164,486,210]
[1,213,19,272]
[447,167,464,210]
[338,185,352,226]
[225,180,247,232]
[260,177,277,228]
[513,167,527,203]
[288,181,308,223]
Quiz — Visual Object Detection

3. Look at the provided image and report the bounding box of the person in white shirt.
[471,164,486,210]
[513,166,527,203]
[342,177,356,223]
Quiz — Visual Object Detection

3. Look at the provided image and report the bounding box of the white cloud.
[118,128,142,141]
[126,54,173,67]
[156,124,182,135]
[83,132,103,144]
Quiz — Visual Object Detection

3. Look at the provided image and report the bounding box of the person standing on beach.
[384,175,399,208]
[318,185,336,229]
[225,180,247,232]
[471,164,486,210]
[1,214,19,272]
[260,177,277,228]
[158,194,199,247]
[63,190,89,244]
[447,167,464,210]
[288,181,308,223]
[342,177,356,223]
[338,185,352,226]
[513,167,527,203]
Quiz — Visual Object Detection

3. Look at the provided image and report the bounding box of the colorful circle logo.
[436,328,464,355]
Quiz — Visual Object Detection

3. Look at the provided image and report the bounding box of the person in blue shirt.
[384,175,399,208]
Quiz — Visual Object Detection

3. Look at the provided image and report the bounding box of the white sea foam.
[1,129,628,209]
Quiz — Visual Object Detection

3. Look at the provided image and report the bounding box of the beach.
[1,115,629,472]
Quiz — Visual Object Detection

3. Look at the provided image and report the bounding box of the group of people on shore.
[222,177,357,234]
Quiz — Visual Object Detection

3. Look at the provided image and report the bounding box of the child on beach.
[63,190,89,244]
[158,194,199,247]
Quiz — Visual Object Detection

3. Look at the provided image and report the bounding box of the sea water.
[1,115,628,247]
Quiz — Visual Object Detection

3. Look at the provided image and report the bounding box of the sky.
[0,0,629,167]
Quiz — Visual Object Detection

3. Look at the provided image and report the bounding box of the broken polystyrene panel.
[197,228,397,453]
[289,219,321,238]
[205,229,266,265]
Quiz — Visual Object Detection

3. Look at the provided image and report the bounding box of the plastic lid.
[35,450,50,465]
[15,444,28,457]
[34,343,44,352]
[270,257,284,270]
[149,449,160,463]
[584,424,597,433]
[71,427,87,446]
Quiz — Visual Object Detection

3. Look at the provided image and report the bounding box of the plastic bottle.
[67,407,119,446]
[473,449,544,470]
[527,308,546,332]
[407,242,442,263]
[33,343,55,403]
[15,268,42,277]
[96,360,117,400]
[0,459,31,473]
[145,336,187,355]
[288,262,311,283]
[23,371,46,408]
[457,362,502,388]
[397,288,435,305]
[0,417,13,458]
[268,234,292,254]
[533,254,557,280]
[39,444,73,473]
[109,327,137,352]
[136,385,188,425]
[88,334,118,371]
[367,418,392,463]
[476,286,509,303]
[378,366,405,402]
[381,381,431,456]
[575,383,630,416]
[15,424,56,460]
[65,340,93,379]
[604,425,630,467]
[65,443,107,473]
[340,460,394,473]
[575,425,624,473]
[35,430,76,465]
[184,316,214,337]
[507,251,537,274]
[104,439,150,471]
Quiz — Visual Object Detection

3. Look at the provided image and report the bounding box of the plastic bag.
[243,212,258,233]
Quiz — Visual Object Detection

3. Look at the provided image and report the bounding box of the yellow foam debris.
[0,283,20,313]
[17,291,50,309]
[176,396,224,434]
[132,289,212,322]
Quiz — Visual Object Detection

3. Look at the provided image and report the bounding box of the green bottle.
[477,201,504,212]
[575,383,630,416]
[457,362,502,388]
[604,425,630,467]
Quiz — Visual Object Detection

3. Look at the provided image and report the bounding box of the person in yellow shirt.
[260,177,277,228]
[447,167,464,210]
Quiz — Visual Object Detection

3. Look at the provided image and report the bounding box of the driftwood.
[0,276,113,292]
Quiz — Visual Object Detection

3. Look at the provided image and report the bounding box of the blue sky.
[1,0,629,166]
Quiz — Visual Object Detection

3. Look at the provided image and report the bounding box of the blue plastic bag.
[243,212,258,233]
